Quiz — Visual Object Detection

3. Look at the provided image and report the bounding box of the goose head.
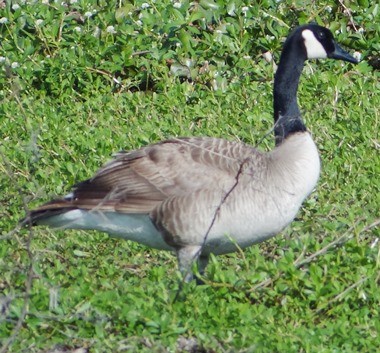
[298,23,358,63]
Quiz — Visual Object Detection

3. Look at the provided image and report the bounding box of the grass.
[1,1,379,352]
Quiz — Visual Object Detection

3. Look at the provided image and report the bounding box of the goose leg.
[176,245,202,282]
[199,255,209,276]
[195,254,209,285]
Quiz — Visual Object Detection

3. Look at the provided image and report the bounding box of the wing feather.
[30,137,261,219]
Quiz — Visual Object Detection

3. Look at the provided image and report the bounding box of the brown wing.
[30,137,259,219]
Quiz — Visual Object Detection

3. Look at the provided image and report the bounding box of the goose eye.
[318,31,326,40]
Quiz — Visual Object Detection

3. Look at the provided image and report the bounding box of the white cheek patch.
[302,29,328,59]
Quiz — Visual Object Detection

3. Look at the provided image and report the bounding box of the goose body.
[27,24,357,281]
[35,133,319,253]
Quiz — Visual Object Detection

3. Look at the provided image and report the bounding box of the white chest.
[203,133,320,254]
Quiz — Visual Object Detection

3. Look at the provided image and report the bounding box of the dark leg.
[195,254,209,285]
[176,245,202,283]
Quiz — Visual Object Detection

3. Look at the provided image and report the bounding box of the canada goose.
[26,24,357,282]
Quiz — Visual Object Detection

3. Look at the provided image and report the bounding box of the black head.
[297,24,358,64]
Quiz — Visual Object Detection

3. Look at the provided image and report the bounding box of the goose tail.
[23,199,77,227]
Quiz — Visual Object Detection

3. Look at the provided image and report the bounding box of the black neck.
[273,36,307,145]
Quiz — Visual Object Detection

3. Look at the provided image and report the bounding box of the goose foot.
[176,246,209,283]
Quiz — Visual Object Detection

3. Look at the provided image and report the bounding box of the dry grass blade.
[249,218,379,293]
[0,155,35,353]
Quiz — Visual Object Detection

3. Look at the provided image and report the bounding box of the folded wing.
[29,137,260,222]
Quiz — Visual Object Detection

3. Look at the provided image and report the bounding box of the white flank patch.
[41,209,173,251]
[302,29,327,59]
[64,192,74,200]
